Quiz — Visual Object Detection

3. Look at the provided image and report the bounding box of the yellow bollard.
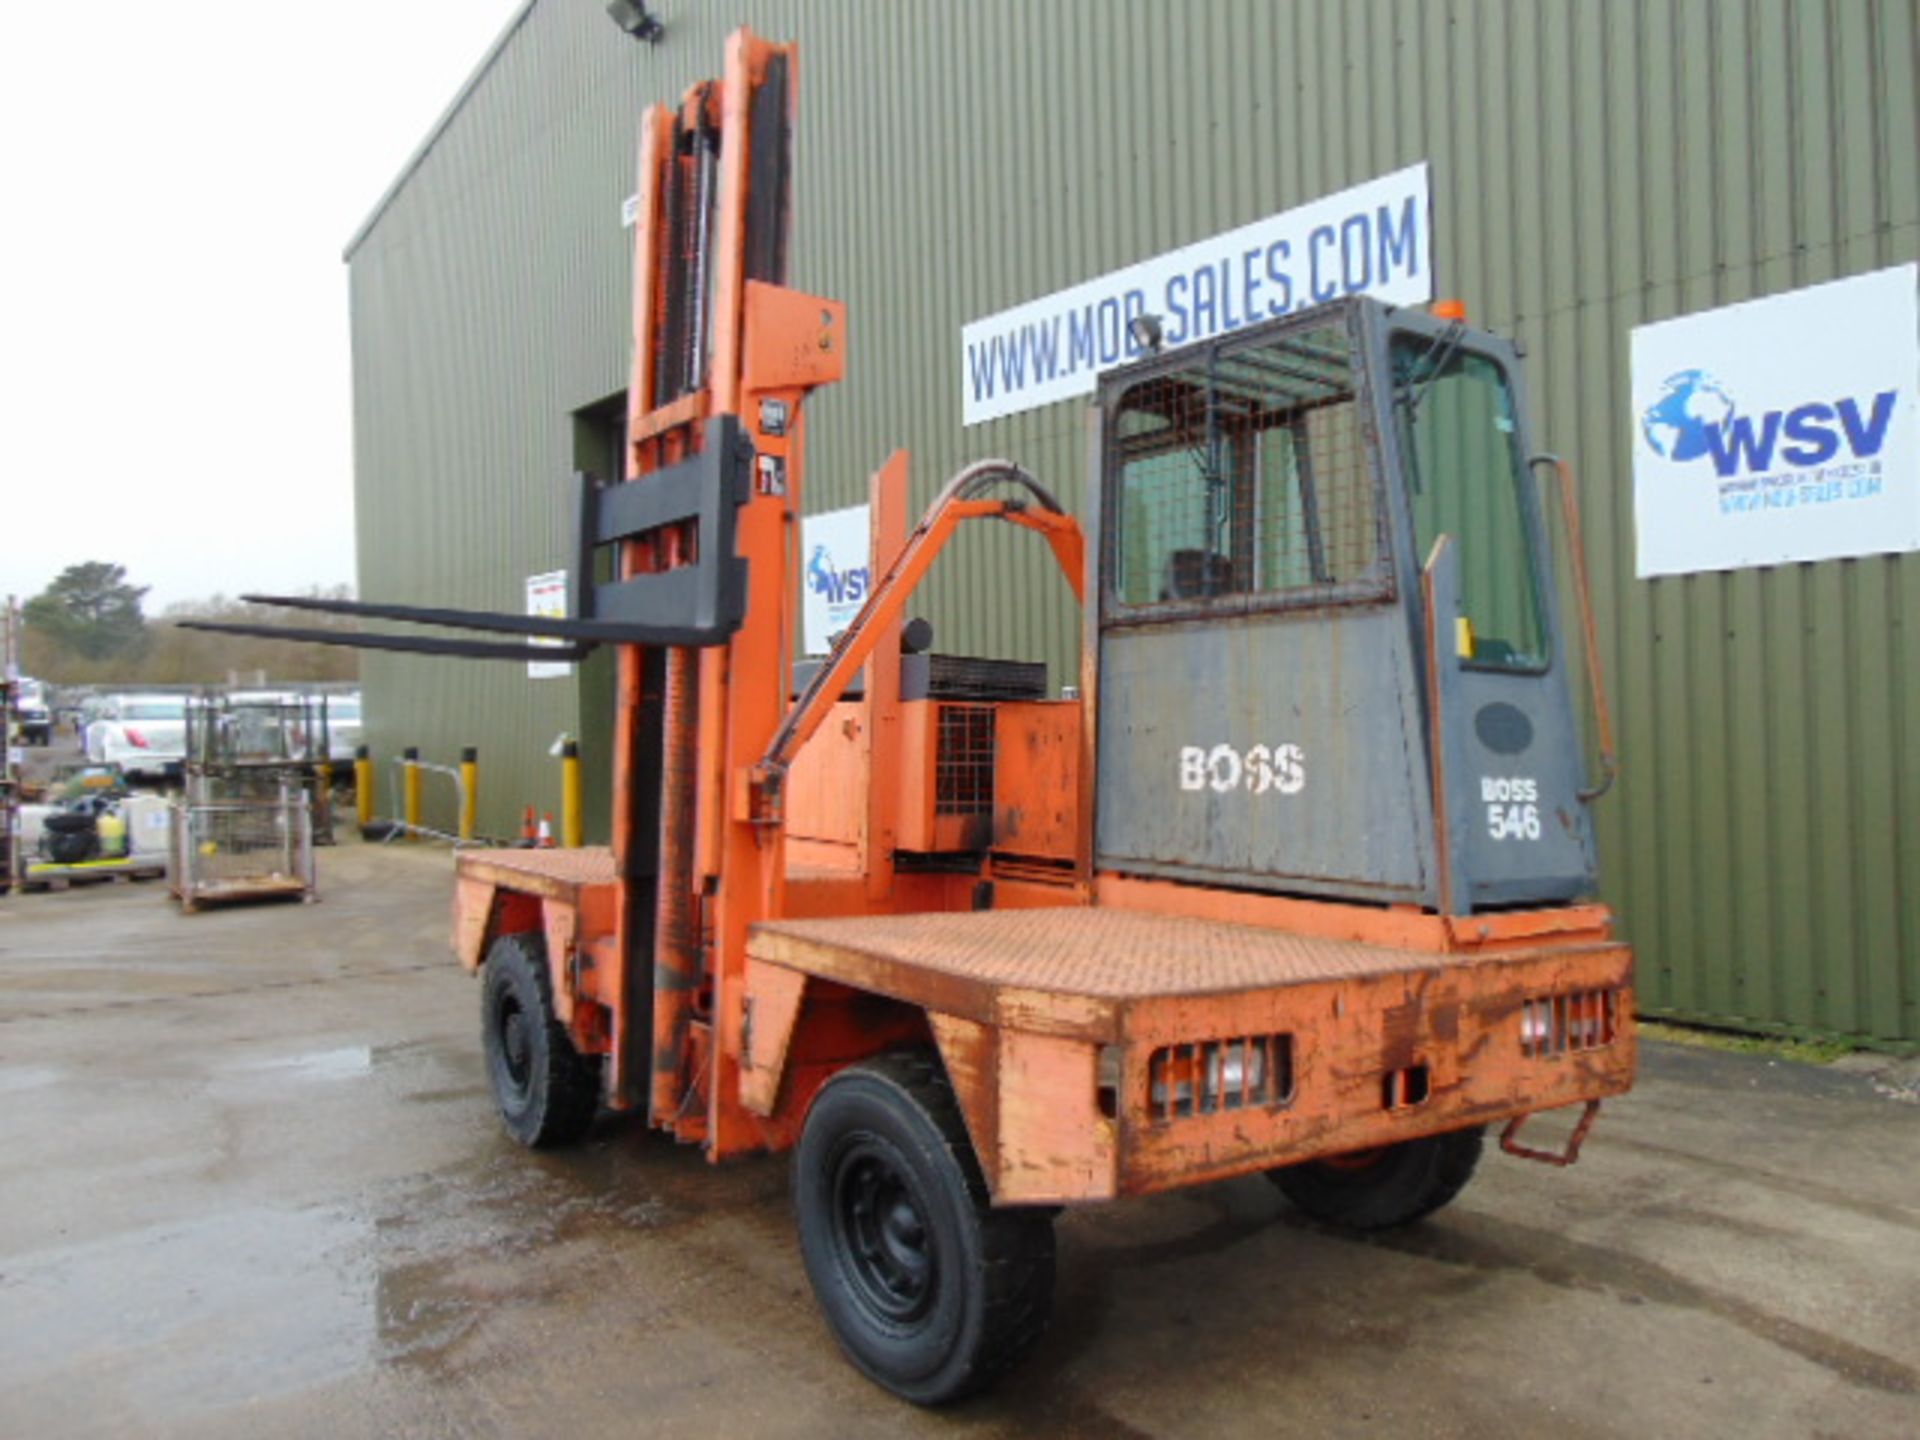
[355,745,374,829]
[561,738,583,849]
[459,746,478,843]
[403,746,422,839]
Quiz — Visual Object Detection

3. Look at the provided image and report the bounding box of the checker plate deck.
[747,906,1588,1040]
[458,846,617,900]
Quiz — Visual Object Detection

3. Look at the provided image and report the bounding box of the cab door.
[1380,312,1599,911]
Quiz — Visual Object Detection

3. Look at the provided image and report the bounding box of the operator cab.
[1092,295,1596,914]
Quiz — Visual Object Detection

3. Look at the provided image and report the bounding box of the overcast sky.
[0,0,528,614]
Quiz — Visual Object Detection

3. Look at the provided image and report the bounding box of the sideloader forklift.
[207,29,1634,1403]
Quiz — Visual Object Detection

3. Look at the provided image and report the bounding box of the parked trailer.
[204,28,1632,1404]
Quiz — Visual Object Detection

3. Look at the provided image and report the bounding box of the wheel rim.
[831,1137,934,1325]
[495,991,533,1102]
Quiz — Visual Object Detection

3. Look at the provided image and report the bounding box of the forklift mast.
[610,32,844,1146]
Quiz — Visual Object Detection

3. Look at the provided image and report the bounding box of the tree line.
[16,561,359,686]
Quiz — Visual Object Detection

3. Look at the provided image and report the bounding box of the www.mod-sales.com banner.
[960,162,1432,426]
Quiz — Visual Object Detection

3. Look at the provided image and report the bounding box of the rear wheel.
[480,931,600,1148]
[794,1051,1055,1405]
[1267,1126,1484,1231]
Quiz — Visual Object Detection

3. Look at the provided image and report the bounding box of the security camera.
[606,0,664,44]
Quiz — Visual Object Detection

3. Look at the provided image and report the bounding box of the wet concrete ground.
[1,839,1916,1439]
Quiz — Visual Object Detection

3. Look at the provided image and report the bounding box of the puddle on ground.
[343,1126,785,1372]
[374,1260,485,1363]
[370,1143,684,1264]
[0,1063,785,1412]
[0,1066,61,1096]
[225,1046,373,1083]
[0,1203,372,1416]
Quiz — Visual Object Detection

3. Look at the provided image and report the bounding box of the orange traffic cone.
[520,805,537,843]
[537,813,554,848]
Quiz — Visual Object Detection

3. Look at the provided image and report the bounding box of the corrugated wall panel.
[348,0,1918,1045]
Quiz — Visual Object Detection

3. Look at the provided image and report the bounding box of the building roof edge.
[342,0,543,262]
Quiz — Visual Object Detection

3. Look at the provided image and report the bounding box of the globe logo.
[1641,369,1736,462]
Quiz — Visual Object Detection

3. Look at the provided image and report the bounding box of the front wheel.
[1267,1126,1484,1231]
[794,1051,1055,1405]
[480,931,601,1148]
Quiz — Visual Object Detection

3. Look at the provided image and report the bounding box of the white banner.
[801,505,871,655]
[960,162,1433,425]
[1632,265,1920,577]
[525,570,571,679]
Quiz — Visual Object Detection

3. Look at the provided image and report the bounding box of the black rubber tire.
[479,932,601,1149]
[1267,1126,1485,1231]
[794,1051,1055,1406]
[43,814,99,865]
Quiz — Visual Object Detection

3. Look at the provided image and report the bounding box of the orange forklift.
[211,29,1633,1404]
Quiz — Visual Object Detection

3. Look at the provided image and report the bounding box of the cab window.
[1392,337,1546,670]
[1111,323,1383,609]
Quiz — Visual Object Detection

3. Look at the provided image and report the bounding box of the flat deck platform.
[456,848,852,892]
[456,846,617,901]
[748,906,1596,1041]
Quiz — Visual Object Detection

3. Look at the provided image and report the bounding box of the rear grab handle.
[1530,454,1617,802]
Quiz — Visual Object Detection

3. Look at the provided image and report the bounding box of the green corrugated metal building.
[346,0,1920,1048]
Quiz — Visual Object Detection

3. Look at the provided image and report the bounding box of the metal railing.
[382,755,478,846]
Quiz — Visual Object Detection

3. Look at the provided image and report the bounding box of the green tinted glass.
[1393,339,1546,670]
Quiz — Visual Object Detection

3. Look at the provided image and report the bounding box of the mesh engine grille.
[934,704,995,816]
